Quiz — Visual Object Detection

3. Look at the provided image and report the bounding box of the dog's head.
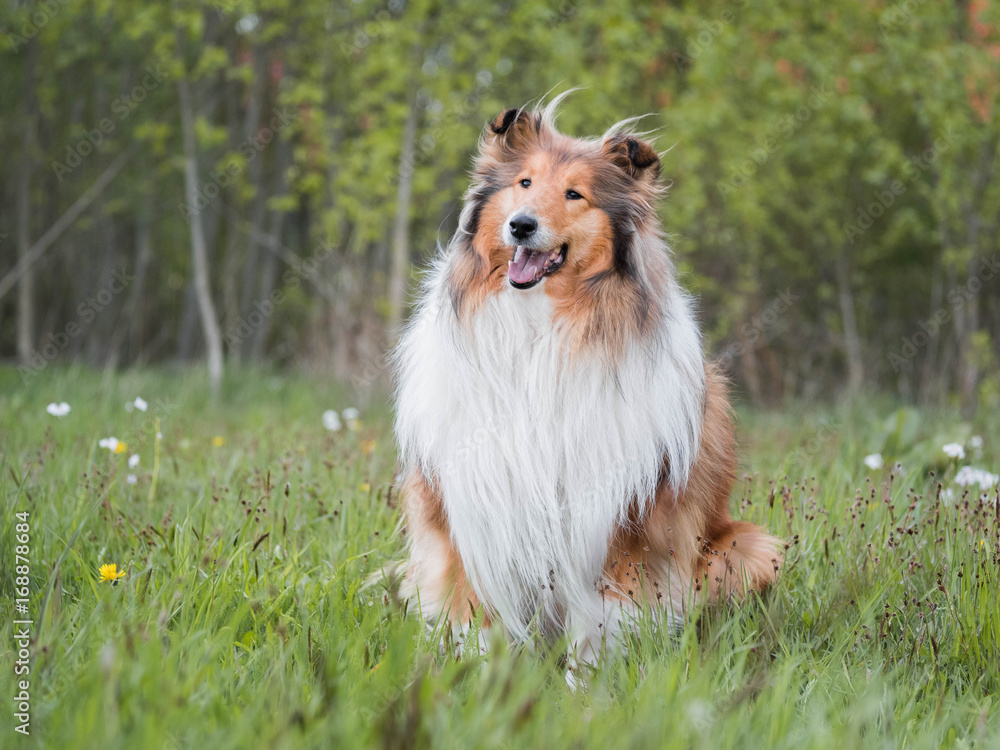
[459,104,662,300]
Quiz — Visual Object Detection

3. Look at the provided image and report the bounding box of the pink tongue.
[509,246,548,285]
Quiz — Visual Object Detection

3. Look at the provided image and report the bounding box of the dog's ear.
[602,133,661,182]
[485,108,538,151]
[489,108,525,135]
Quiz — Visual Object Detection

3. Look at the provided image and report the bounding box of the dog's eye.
[519,178,531,188]
[566,189,583,200]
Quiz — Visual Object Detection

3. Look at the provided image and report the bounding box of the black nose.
[509,215,538,241]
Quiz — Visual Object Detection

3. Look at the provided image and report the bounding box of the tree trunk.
[104,193,153,374]
[738,319,762,402]
[236,45,272,361]
[16,43,37,366]
[835,252,864,393]
[919,263,943,404]
[177,73,224,393]
[957,136,996,416]
[249,222,282,362]
[16,136,34,366]
[387,76,421,343]
[249,137,293,362]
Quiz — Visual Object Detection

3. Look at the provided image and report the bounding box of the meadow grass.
[1,365,998,749]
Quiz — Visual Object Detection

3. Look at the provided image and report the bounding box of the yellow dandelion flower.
[114,442,127,454]
[361,439,376,456]
[99,563,126,584]
[347,418,362,432]
[213,436,225,447]
[361,482,371,493]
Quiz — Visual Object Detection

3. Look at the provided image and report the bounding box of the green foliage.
[1,366,999,747]
[0,0,998,399]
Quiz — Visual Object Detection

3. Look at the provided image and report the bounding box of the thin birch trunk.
[177,72,224,393]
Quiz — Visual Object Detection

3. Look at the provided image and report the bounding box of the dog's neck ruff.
[394,248,706,640]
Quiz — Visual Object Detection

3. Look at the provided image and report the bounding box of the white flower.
[322,410,342,432]
[969,436,983,449]
[863,453,884,470]
[128,454,140,469]
[942,443,966,460]
[46,402,71,418]
[99,437,120,452]
[954,466,1000,488]
[156,432,163,440]
[126,474,138,485]
[124,396,148,413]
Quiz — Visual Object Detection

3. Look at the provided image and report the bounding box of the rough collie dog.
[393,98,781,662]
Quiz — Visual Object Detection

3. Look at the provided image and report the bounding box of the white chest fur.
[394,259,706,640]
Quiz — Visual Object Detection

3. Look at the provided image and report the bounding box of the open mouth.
[508,243,567,289]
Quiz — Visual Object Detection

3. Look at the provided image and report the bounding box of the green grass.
[2,365,999,749]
